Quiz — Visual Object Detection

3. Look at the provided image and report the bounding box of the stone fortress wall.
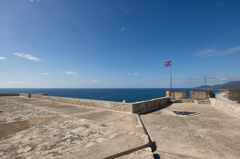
[16,93,169,114]
[30,93,133,113]
[1,91,239,117]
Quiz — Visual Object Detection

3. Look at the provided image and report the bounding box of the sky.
[0,0,240,88]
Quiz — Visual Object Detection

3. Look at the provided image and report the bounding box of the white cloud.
[90,80,98,83]
[121,27,130,31]
[14,53,40,61]
[121,27,125,31]
[234,29,238,32]
[0,57,6,60]
[42,73,53,75]
[64,71,78,77]
[64,72,77,75]
[141,27,144,30]
[220,78,227,80]
[193,46,240,57]
[134,73,138,76]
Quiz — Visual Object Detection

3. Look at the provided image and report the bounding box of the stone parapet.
[19,93,31,98]
[132,97,169,113]
[30,94,169,113]
[1,93,170,113]
[0,93,19,96]
[190,91,215,99]
[166,91,186,99]
[31,94,133,113]
[210,98,240,117]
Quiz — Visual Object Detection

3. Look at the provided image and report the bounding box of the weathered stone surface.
[0,96,150,159]
[0,106,59,124]
[0,117,148,158]
[142,103,240,158]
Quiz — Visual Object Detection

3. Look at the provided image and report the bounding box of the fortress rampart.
[0,91,223,114]
[0,93,169,114]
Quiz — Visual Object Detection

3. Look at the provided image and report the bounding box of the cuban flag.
[163,61,171,67]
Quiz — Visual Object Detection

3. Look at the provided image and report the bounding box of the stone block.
[190,91,215,99]
[166,91,186,99]
[19,93,31,98]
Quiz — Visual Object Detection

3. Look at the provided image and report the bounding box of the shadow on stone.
[139,103,173,115]
[153,153,160,159]
[151,141,157,152]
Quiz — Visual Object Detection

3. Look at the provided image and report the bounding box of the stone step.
[194,100,210,104]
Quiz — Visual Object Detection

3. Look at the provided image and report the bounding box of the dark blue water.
[0,88,224,103]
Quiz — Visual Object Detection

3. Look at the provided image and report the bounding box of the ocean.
[0,88,224,103]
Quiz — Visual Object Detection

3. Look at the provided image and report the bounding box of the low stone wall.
[30,94,169,113]
[166,91,186,99]
[0,93,19,96]
[132,97,169,113]
[190,91,215,99]
[210,98,240,117]
[31,94,133,112]
[0,93,170,113]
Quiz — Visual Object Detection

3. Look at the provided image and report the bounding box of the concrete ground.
[141,103,240,159]
[0,96,152,159]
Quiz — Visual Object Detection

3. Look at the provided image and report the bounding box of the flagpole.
[170,61,172,92]
[163,61,173,97]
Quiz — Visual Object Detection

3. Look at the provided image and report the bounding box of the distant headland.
[194,80,240,90]
[195,80,240,103]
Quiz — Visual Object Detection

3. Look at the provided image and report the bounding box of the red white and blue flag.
[163,61,171,67]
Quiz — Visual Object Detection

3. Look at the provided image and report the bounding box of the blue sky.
[0,0,240,88]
